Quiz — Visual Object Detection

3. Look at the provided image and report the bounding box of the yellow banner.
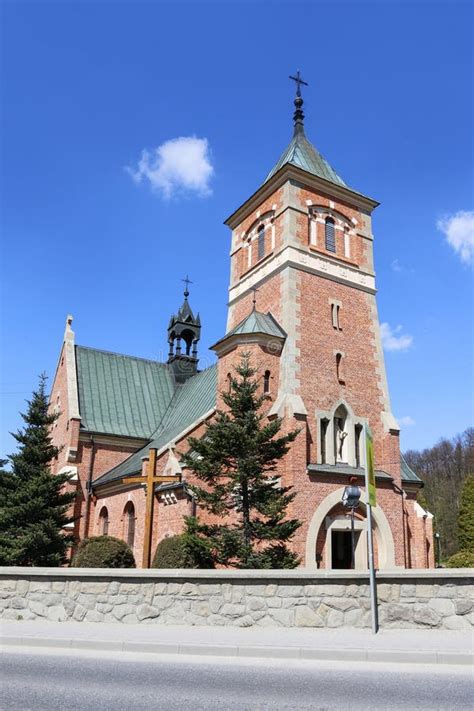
[365,424,377,507]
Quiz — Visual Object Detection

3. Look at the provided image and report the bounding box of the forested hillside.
[404,428,473,560]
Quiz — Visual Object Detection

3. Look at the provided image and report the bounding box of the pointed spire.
[263,71,347,188]
[289,70,308,137]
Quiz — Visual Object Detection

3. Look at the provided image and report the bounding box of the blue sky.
[1,0,473,459]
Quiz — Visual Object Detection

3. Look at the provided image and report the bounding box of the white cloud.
[391,258,414,274]
[398,416,415,427]
[437,210,474,266]
[127,136,214,199]
[380,323,413,352]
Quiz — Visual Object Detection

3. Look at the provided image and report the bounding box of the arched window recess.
[99,506,109,536]
[317,400,365,469]
[123,501,135,549]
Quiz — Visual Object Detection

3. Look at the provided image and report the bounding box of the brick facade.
[48,111,434,570]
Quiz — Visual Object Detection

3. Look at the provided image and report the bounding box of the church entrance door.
[331,530,355,569]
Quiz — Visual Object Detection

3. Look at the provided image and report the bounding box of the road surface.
[1,650,472,710]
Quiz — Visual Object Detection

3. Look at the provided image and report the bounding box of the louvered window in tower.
[257,225,265,260]
[325,218,336,252]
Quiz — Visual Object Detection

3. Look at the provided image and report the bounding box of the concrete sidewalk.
[1,619,472,666]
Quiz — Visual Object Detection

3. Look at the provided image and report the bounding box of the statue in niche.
[335,417,348,463]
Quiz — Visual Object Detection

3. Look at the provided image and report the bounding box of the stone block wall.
[0,568,472,630]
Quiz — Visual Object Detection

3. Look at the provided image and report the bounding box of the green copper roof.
[75,346,176,438]
[401,455,423,484]
[93,364,218,486]
[212,310,286,350]
[265,130,347,188]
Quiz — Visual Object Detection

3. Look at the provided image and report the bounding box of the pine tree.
[182,355,302,568]
[458,474,474,552]
[0,374,76,566]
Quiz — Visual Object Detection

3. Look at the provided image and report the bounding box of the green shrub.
[152,535,195,568]
[72,536,135,568]
[445,549,474,568]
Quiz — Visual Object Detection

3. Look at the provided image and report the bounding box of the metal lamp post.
[434,532,441,567]
[342,477,361,569]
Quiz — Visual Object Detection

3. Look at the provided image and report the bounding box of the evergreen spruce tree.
[182,355,302,568]
[0,375,76,566]
[457,474,474,552]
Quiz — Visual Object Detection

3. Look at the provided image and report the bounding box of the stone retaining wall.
[0,568,472,630]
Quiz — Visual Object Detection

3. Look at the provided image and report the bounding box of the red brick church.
[50,80,434,569]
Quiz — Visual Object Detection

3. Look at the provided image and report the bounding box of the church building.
[50,77,434,569]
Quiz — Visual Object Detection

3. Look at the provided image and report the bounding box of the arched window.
[336,352,344,384]
[99,506,109,536]
[124,502,135,549]
[257,225,265,260]
[263,370,271,394]
[325,217,336,253]
[227,372,232,393]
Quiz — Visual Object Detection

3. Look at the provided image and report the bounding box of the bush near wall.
[445,550,474,568]
[72,536,136,568]
[152,535,196,568]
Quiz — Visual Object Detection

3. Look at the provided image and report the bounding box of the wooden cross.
[122,448,181,568]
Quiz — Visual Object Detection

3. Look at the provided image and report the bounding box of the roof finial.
[289,70,308,136]
[182,275,193,299]
[251,286,258,310]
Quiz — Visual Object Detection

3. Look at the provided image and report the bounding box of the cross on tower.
[251,286,259,309]
[289,70,308,97]
[182,275,193,298]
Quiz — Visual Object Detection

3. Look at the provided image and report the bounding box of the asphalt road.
[1,651,472,711]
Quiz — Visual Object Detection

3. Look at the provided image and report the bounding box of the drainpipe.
[84,435,96,538]
[392,481,408,568]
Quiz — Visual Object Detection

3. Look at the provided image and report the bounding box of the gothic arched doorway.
[305,488,396,570]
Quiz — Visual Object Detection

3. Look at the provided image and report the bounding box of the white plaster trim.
[304,487,397,570]
[268,392,307,418]
[325,515,368,569]
[414,501,434,520]
[229,245,376,304]
[163,447,183,477]
[381,411,400,434]
[63,316,80,421]
[57,465,78,481]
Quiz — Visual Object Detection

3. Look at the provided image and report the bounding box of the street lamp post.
[434,532,441,567]
[342,477,361,570]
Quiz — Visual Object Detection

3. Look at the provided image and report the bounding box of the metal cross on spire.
[289,70,308,97]
[182,275,193,298]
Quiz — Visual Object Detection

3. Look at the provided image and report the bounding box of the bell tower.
[167,277,201,383]
[220,72,402,514]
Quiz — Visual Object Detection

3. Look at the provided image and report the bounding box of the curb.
[2,636,472,666]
